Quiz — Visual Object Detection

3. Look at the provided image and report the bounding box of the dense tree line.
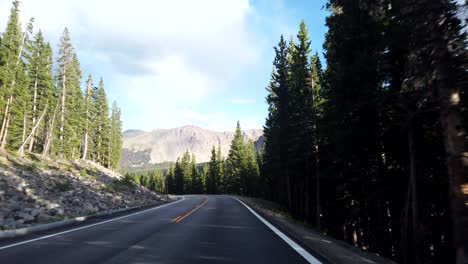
[262,1,467,263]
[0,1,123,169]
[129,121,261,196]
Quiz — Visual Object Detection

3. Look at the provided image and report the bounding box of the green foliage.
[260,2,467,263]
[0,1,123,173]
[109,101,123,170]
[105,178,134,193]
[90,78,110,165]
[224,121,260,195]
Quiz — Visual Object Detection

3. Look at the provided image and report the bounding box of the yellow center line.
[173,197,209,223]
[170,215,182,222]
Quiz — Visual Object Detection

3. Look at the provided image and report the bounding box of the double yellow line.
[171,197,209,223]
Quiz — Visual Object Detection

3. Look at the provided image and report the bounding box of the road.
[0,195,320,264]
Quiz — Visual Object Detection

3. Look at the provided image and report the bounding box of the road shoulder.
[0,196,181,242]
[235,196,396,264]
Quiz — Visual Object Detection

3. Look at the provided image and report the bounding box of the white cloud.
[0,0,266,130]
[231,98,256,104]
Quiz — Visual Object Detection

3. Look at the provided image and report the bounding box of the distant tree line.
[262,1,466,264]
[128,121,261,196]
[0,1,123,169]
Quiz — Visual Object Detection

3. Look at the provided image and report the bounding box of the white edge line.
[0,197,186,251]
[231,197,322,264]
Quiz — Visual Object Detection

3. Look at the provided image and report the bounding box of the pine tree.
[262,35,290,204]
[225,121,245,194]
[288,20,316,220]
[206,146,217,194]
[109,101,123,169]
[90,78,110,165]
[200,164,209,193]
[242,140,260,196]
[166,164,175,194]
[389,1,468,262]
[216,145,224,193]
[23,31,54,154]
[181,150,192,193]
[0,1,33,151]
[174,158,184,194]
[54,28,83,159]
[191,154,203,194]
[67,53,83,159]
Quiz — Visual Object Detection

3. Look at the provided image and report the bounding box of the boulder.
[49,207,64,216]
[22,213,35,223]
[30,209,41,218]
[71,198,81,206]
[37,213,51,222]
[10,203,22,212]
[14,212,35,223]
[17,181,27,192]
[0,207,12,218]
[3,218,16,229]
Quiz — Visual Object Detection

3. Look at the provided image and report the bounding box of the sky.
[0,0,329,132]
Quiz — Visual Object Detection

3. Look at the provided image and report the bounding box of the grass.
[104,178,135,193]
[30,160,50,171]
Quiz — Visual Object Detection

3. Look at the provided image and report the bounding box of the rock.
[46,203,60,210]
[0,207,12,218]
[71,198,81,206]
[10,203,22,212]
[83,203,96,212]
[24,187,34,195]
[23,213,35,223]
[14,212,26,220]
[17,181,27,192]
[30,209,41,218]
[3,218,16,229]
[37,213,51,222]
[14,212,35,223]
[49,207,64,216]
[15,219,24,225]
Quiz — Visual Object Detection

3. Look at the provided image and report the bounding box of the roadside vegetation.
[0,1,123,169]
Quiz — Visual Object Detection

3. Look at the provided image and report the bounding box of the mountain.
[120,125,264,169]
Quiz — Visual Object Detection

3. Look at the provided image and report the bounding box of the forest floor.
[237,196,397,264]
[0,153,166,231]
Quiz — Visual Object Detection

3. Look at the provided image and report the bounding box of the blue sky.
[0,0,329,132]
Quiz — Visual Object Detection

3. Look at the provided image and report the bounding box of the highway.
[0,195,321,263]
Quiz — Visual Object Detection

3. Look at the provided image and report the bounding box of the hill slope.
[121,125,263,169]
[0,154,164,230]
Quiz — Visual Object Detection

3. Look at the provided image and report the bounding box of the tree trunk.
[59,72,66,155]
[43,100,59,156]
[0,96,12,151]
[18,107,47,157]
[0,112,11,151]
[437,85,468,264]
[28,69,39,152]
[82,132,88,160]
[407,115,421,264]
[22,112,27,143]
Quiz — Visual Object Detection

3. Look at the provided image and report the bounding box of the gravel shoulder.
[237,196,397,264]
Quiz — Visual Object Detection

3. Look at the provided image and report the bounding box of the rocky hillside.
[121,125,263,169]
[0,154,164,231]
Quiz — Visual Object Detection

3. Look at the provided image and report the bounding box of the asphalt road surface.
[0,195,321,264]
